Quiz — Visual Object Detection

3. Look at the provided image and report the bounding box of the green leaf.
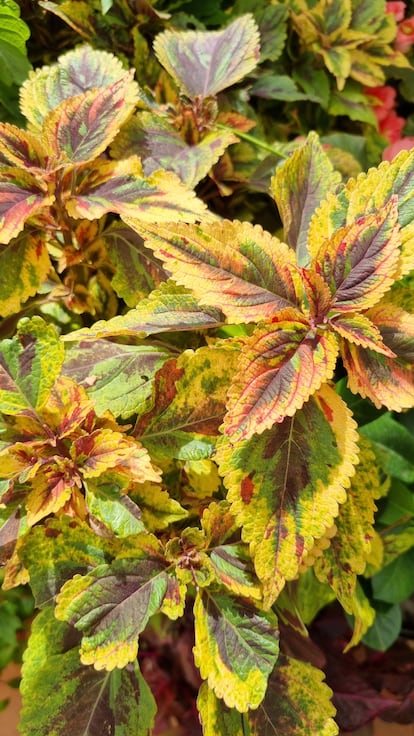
[63,340,170,419]
[217,384,359,606]
[361,602,402,652]
[371,548,414,604]
[0,230,51,317]
[251,75,320,102]
[85,485,146,538]
[271,132,341,267]
[0,0,31,87]
[153,14,260,98]
[360,413,414,483]
[63,282,224,341]
[193,589,279,711]
[197,681,253,736]
[55,556,169,669]
[20,606,156,736]
[251,654,338,735]
[0,317,64,414]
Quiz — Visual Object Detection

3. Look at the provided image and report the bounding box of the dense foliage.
[1,1,414,734]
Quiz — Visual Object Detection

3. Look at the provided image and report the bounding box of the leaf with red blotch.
[0,123,48,169]
[127,220,301,325]
[271,131,341,266]
[250,654,338,735]
[328,312,395,356]
[66,157,208,222]
[217,384,359,607]
[153,14,260,99]
[222,309,339,440]
[312,199,401,313]
[42,73,139,165]
[72,428,161,484]
[0,230,51,318]
[341,320,414,412]
[0,167,53,244]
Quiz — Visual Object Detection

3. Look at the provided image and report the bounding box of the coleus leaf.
[197,682,253,736]
[0,230,51,317]
[217,384,359,606]
[85,485,145,538]
[131,481,188,532]
[20,606,156,736]
[0,166,53,244]
[341,298,414,411]
[306,147,414,280]
[20,44,139,131]
[63,340,171,419]
[41,73,139,164]
[111,112,238,188]
[127,220,300,324]
[250,654,338,735]
[222,309,339,439]
[0,0,31,87]
[0,123,47,168]
[63,282,224,341]
[55,555,169,669]
[66,157,208,222]
[271,131,341,266]
[193,589,279,711]
[210,543,262,601]
[312,198,401,313]
[0,317,63,414]
[153,14,260,99]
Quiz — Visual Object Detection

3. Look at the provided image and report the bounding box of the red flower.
[396,17,414,52]
[382,136,414,160]
[386,1,406,22]
[379,110,406,142]
[367,86,397,122]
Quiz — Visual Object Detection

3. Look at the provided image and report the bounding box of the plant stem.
[216,122,289,159]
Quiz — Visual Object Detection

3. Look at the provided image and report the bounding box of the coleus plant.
[0,20,414,736]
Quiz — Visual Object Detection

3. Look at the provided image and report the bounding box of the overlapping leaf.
[0,317,63,414]
[153,14,260,99]
[0,123,47,168]
[0,230,51,317]
[217,384,359,606]
[250,654,338,735]
[126,220,300,324]
[55,555,169,669]
[271,132,341,266]
[193,589,279,711]
[0,167,53,243]
[210,543,262,601]
[20,606,156,736]
[222,309,339,439]
[197,682,253,736]
[67,157,208,222]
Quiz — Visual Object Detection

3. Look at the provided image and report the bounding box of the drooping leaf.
[20,44,138,131]
[127,220,300,324]
[111,112,238,188]
[222,310,339,439]
[0,167,53,244]
[0,230,51,317]
[197,681,253,736]
[20,606,156,736]
[153,14,260,98]
[55,556,169,669]
[0,317,64,414]
[193,588,279,711]
[271,132,341,267]
[313,199,401,312]
[217,384,359,606]
[67,157,208,222]
[42,74,139,164]
[63,340,171,419]
[250,654,338,735]
[63,282,224,341]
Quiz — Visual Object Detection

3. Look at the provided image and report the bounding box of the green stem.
[216,122,288,159]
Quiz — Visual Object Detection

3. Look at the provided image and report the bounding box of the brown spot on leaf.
[240,475,255,504]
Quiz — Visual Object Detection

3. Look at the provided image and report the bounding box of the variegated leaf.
[0,317,63,414]
[63,282,224,341]
[222,310,339,439]
[193,589,279,711]
[0,123,47,168]
[210,543,262,600]
[313,199,401,313]
[329,312,394,355]
[55,556,169,669]
[0,230,51,317]
[153,15,260,99]
[67,157,208,222]
[271,132,341,266]
[197,682,253,736]
[20,44,138,131]
[131,481,188,532]
[42,74,138,164]
[217,384,359,606]
[0,167,53,244]
[251,654,338,735]
[111,112,238,188]
[341,299,414,411]
[127,220,300,324]
[20,607,156,736]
